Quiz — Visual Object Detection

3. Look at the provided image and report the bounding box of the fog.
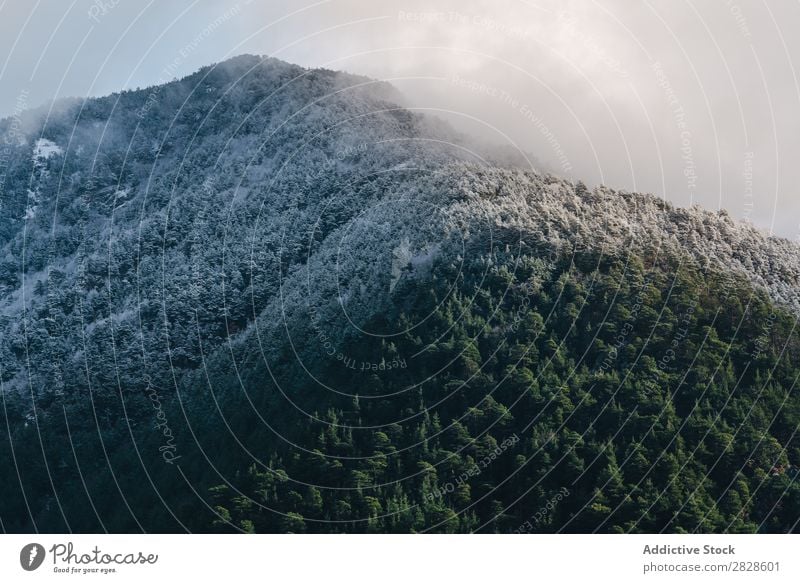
[2,0,799,237]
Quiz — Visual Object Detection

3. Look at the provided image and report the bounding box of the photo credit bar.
[0,535,797,582]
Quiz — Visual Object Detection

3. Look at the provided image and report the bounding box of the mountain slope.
[0,55,799,533]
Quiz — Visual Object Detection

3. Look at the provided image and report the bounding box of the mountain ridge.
[1,55,800,533]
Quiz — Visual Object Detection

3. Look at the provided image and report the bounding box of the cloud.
[2,0,799,237]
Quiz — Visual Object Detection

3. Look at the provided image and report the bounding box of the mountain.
[1,55,799,533]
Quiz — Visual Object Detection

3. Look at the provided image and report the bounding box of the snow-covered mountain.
[1,55,798,399]
[2,55,800,533]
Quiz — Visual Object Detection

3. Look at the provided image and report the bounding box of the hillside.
[1,55,799,533]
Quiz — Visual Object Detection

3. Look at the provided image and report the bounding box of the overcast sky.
[1,0,799,238]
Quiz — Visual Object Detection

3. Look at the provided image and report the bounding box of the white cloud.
[2,0,800,237]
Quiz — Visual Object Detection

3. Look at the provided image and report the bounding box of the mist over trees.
[1,55,799,533]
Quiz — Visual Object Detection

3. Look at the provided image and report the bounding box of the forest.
[2,243,799,533]
[1,55,799,533]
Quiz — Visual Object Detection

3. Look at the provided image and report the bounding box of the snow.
[443,165,800,314]
[23,189,38,220]
[32,138,62,161]
[22,139,62,219]
[390,238,412,292]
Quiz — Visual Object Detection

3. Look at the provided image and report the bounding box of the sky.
[1,0,799,238]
